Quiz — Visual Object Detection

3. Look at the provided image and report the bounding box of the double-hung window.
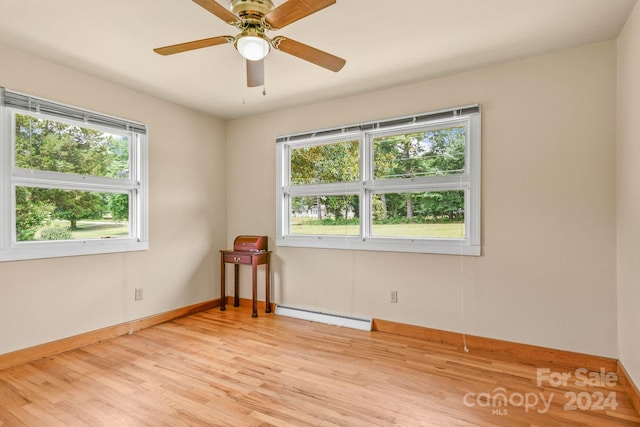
[276,105,480,255]
[0,88,148,261]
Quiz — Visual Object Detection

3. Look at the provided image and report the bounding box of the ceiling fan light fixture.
[154,0,346,87]
[236,34,271,61]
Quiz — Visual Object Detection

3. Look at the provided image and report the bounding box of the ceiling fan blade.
[272,36,345,72]
[246,59,265,87]
[263,0,335,30]
[154,36,233,55]
[192,0,241,25]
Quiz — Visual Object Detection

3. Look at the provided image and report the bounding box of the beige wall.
[0,34,624,364]
[617,2,640,387]
[0,44,227,355]
[227,41,619,358]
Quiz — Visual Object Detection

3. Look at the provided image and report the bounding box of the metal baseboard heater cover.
[275,305,372,331]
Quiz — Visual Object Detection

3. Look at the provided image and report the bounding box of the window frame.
[276,106,481,255]
[0,89,149,262]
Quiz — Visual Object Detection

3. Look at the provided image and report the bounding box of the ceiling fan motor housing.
[230,0,275,20]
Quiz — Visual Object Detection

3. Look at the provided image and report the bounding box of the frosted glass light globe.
[237,36,270,61]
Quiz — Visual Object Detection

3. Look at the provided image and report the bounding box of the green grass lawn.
[373,223,464,238]
[291,220,464,238]
[43,220,129,239]
[291,223,360,236]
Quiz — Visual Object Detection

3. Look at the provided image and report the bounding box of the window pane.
[372,191,464,238]
[15,114,130,179]
[373,127,465,180]
[291,140,359,185]
[16,187,129,241]
[290,195,359,236]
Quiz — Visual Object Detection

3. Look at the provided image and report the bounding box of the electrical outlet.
[135,288,143,301]
[390,291,398,303]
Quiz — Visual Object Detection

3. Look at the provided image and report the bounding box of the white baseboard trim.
[275,305,372,331]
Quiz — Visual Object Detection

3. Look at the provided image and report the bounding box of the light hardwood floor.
[0,306,638,426]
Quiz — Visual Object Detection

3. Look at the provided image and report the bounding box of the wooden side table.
[220,250,271,318]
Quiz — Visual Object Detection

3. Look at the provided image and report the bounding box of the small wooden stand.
[220,236,271,318]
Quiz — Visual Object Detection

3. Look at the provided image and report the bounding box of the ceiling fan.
[153,0,346,87]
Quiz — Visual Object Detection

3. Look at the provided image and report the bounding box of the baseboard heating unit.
[275,305,372,331]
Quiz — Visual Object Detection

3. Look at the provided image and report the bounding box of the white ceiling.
[0,0,636,119]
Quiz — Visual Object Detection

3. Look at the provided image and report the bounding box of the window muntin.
[0,88,148,261]
[277,106,480,255]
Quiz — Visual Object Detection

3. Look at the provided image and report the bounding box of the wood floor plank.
[0,306,638,426]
